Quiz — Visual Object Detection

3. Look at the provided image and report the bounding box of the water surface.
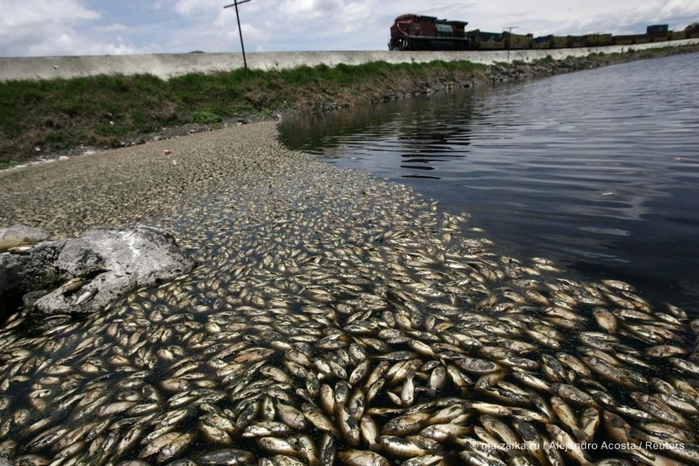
[280,53,699,315]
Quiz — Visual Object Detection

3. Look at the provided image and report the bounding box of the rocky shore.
[264,44,699,112]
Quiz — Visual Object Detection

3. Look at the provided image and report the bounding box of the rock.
[0,241,61,325]
[34,226,196,316]
[0,225,50,252]
[0,226,195,321]
[0,240,65,308]
[23,290,48,308]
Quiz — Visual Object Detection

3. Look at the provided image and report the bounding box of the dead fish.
[336,450,390,466]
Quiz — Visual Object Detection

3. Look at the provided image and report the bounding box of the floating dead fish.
[0,131,698,466]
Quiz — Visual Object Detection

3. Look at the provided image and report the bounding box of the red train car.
[389,14,469,51]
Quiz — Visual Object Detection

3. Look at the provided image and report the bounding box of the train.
[388,14,699,51]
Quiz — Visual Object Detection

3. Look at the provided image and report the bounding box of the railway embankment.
[2,38,698,82]
[1,42,698,168]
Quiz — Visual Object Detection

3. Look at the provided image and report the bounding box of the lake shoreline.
[2,43,699,169]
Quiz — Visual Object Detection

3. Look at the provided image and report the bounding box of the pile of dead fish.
[1,164,698,466]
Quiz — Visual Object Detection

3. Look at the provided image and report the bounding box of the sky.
[1,0,698,57]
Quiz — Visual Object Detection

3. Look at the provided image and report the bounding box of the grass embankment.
[0,60,485,166]
[3,43,698,168]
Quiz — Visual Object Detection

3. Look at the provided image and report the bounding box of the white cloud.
[175,0,222,16]
[465,0,699,35]
[216,21,270,44]
[24,30,154,57]
[0,0,157,57]
[212,10,271,43]
[94,23,128,32]
[2,0,699,56]
[338,1,374,24]
[538,0,699,35]
[0,0,100,29]
[279,0,344,20]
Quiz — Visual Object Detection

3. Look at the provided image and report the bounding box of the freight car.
[389,14,696,51]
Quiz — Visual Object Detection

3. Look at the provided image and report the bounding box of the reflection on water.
[279,90,480,178]
[279,53,699,315]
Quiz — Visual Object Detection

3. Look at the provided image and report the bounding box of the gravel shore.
[0,121,323,240]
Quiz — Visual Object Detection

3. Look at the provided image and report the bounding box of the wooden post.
[224,0,251,70]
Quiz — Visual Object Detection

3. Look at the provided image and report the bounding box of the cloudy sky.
[1,0,698,57]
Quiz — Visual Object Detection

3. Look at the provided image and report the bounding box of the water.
[279,52,699,316]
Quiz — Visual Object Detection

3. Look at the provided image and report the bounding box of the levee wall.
[1,39,697,82]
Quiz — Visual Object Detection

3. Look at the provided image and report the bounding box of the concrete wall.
[1,39,697,82]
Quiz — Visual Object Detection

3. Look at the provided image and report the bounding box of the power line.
[223,0,251,70]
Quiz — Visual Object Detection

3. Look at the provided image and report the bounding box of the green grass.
[0,60,485,163]
[0,159,18,170]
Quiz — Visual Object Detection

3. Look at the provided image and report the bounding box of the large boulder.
[0,226,195,319]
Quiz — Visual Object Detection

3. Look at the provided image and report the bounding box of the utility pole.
[224,0,251,70]
[504,26,518,62]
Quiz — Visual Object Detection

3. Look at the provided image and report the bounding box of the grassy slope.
[0,60,485,166]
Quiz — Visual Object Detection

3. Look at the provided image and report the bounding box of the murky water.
[279,52,699,316]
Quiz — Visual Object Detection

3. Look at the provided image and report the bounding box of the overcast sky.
[1,0,698,57]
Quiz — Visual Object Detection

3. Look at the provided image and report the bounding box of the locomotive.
[388,14,699,51]
[389,14,469,51]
